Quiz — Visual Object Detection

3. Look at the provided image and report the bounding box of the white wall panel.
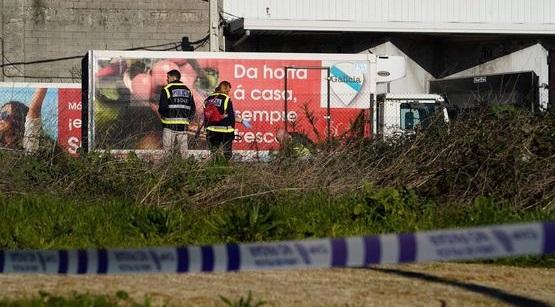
[224,0,555,34]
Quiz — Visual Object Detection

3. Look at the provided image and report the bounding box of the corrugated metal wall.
[225,0,555,26]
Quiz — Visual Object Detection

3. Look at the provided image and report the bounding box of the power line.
[0,37,208,79]
[0,55,84,68]
[0,40,182,68]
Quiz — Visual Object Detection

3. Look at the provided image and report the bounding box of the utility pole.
[209,0,219,52]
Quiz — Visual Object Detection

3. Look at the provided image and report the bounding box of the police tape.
[1,221,554,274]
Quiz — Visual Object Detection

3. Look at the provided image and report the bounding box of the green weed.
[1,108,555,307]
[219,291,266,307]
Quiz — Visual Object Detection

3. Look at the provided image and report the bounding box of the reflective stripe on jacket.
[206,125,235,133]
[159,82,195,126]
[204,92,235,133]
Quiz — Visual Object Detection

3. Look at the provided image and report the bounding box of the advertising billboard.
[0,82,81,155]
[84,50,379,157]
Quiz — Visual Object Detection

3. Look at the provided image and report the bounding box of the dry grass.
[1,106,553,212]
[184,107,555,211]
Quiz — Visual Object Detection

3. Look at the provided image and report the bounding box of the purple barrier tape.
[331,238,347,267]
[200,245,214,272]
[227,244,241,271]
[399,233,417,263]
[176,247,188,273]
[544,222,555,254]
[97,249,108,274]
[58,250,68,274]
[364,236,381,265]
[77,250,87,274]
[0,221,553,274]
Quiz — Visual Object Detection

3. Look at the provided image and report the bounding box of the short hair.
[215,81,231,92]
[167,69,181,80]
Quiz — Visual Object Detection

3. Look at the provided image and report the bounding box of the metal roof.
[223,0,555,35]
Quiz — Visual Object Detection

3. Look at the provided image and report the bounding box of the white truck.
[82,50,447,158]
[375,93,449,138]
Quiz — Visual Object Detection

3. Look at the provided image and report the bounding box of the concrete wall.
[0,0,209,82]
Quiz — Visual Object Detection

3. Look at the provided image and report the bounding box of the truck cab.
[375,93,449,138]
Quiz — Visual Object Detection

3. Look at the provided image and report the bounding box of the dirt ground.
[1,262,554,306]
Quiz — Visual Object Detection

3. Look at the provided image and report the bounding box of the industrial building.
[223,0,555,109]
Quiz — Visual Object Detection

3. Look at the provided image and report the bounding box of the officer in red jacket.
[203,81,251,161]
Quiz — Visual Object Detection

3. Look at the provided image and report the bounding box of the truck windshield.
[399,103,438,130]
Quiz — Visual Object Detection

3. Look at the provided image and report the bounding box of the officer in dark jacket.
[203,81,251,161]
[158,69,195,156]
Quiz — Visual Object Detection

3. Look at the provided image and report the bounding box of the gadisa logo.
[330,62,365,106]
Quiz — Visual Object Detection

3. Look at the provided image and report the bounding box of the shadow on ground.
[368,267,549,307]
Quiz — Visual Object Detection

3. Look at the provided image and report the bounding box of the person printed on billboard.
[158,69,196,157]
[0,88,47,153]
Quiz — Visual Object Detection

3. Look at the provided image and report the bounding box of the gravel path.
[1,262,554,306]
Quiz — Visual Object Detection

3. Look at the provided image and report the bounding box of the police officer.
[203,81,251,161]
[158,69,195,157]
